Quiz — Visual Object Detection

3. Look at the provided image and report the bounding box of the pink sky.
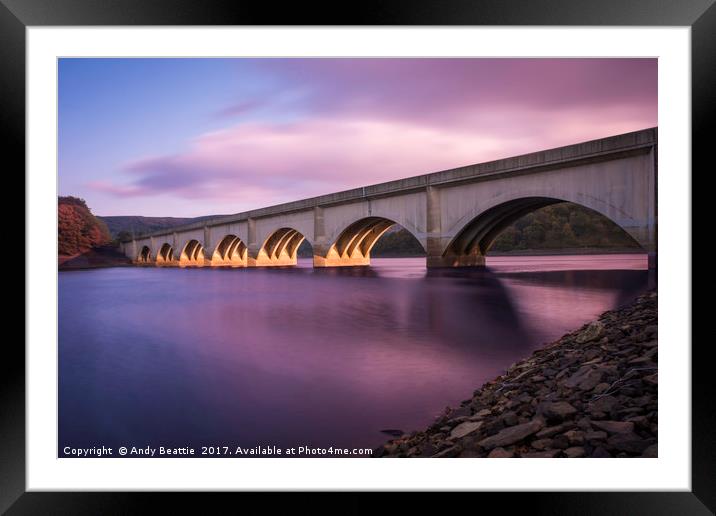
[64,58,657,217]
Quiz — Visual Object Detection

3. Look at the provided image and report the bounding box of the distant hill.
[98,215,221,240]
[58,196,111,256]
[490,203,640,253]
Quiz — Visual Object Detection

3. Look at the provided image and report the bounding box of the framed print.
[5,0,710,512]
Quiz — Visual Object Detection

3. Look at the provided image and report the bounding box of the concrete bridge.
[121,127,657,269]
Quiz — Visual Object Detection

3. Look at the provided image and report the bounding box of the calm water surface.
[59,255,651,456]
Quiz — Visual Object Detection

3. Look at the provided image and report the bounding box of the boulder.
[478,419,545,450]
[592,420,635,435]
[450,421,483,440]
[576,321,605,344]
[487,447,514,458]
[538,401,577,421]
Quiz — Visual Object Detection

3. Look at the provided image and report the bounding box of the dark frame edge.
[0,1,26,515]
[691,0,716,512]
[6,0,713,513]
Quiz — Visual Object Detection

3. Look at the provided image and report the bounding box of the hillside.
[99,215,220,241]
[490,203,640,253]
[58,196,112,256]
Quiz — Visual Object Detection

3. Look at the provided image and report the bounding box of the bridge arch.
[316,216,425,267]
[252,227,307,266]
[137,245,151,263]
[156,242,175,265]
[439,195,644,267]
[179,239,206,266]
[211,234,248,267]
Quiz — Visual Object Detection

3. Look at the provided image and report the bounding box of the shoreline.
[59,246,132,271]
[374,290,658,458]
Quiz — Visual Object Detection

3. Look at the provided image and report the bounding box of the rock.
[431,445,460,458]
[458,449,483,458]
[585,430,608,442]
[449,406,472,418]
[628,356,655,365]
[564,366,604,391]
[538,401,577,421]
[592,446,612,458]
[446,416,469,426]
[607,433,652,454]
[588,395,620,416]
[450,421,483,439]
[470,408,492,420]
[641,444,658,458]
[564,446,586,458]
[530,439,553,451]
[643,373,658,386]
[536,423,573,439]
[419,443,437,457]
[487,447,514,458]
[592,382,611,395]
[625,415,649,429]
[592,420,635,434]
[478,419,545,450]
[483,418,506,436]
[500,411,519,426]
[576,321,605,343]
[551,435,569,449]
[644,324,657,336]
[522,450,561,458]
[576,417,592,430]
[563,430,585,445]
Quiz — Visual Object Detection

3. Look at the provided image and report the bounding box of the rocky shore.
[375,291,657,458]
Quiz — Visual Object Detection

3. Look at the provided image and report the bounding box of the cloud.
[90,58,657,211]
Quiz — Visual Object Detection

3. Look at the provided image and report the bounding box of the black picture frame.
[3,0,709,513]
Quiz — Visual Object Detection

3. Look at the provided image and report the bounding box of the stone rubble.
[375,291,657,458]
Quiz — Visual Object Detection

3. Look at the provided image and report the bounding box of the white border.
[27,27,691,491]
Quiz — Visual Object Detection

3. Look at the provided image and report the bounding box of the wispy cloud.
[88,58,657,212]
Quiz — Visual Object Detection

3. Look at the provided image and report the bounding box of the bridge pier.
[426,248,486,268]
[313,249,371,267]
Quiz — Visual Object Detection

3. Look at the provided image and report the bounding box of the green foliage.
[371,227,425,257]
[490,203,639,252]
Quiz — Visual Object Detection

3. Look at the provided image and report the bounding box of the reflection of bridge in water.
[123,128,657,270]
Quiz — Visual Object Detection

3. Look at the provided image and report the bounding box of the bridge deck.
[127,127,657,241]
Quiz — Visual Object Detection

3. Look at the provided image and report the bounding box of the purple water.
[58,255,650,457]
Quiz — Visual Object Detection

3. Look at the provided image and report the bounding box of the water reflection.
[59,255,651,455]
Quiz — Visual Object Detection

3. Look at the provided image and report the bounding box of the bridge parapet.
[121,128,657,269]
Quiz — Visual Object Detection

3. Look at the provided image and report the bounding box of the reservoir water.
[58,254,650,456]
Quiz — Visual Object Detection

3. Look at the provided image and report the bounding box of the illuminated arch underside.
[317,217,395,267]
[179,239,206,266]
[212,234,248,267]
[252,228,306,266]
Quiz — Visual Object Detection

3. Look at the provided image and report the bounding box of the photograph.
[57,57,659,460]
[6,1,707,507]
